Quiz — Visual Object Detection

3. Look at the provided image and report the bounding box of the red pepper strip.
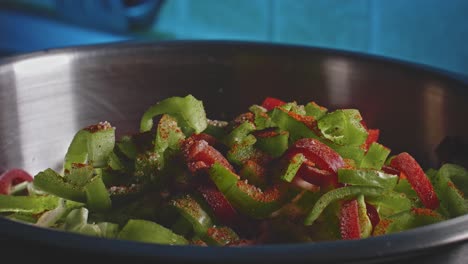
[286,138,345,173]
[363,129,380,150]
[365,202,380,230]
[0,169,33,195]
[261,97,286,111]
[190,133,218,147]
[198,184,239,226]
[381,165,400,176]
[296,164,338,188]
[181,137,234,173]
[390,152,439,209]
[340,199,361,240]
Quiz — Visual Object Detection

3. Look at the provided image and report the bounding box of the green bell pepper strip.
[65,164,94,186]
[249,104,274,130]
[255,130,289,158]
[305,101,327,120]
[171,216,193,236]
[270,108,318,142]
[64,130,88,170]
[64,208,101,236]
[280,153,306,183]
[393,178,418,200]
[325,142,366,165]
[140,94,207,135]
[154,114,186,154]
[36,198,84,227]
[224,121,256,147]
[119,219,189,245]
[209,163,295,219]
[134,151,163,180]
[204,226,240,246]
[304,186,383,225]
[116,135,138,160]
[337,168,398,190]
[84,174,112,212]
[357,195,372,238]
[33,169,86,202]
[6,213,38,223]
[365,191,413,218]
[107,152,125,171]
[240,160,267,187]
[360,142,391,170]
[204,118,228,136]
[432,164,468,217]
[281,102,307,115]
[97,222,120,238]
[0,195,59,214]
[373,208,444,236]
[317,109,368,146]
[169,194,213,237]
[439,164,468,196]
[64,122,115,171]
[64,208,119,238]
[226,135,261,166]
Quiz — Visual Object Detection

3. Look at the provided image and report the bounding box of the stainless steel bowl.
[1,41,468,263]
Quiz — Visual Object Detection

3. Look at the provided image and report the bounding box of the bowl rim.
[0,39,467,86]
[1,40,468,262]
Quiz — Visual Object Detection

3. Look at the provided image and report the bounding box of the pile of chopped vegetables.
[1,95,468,245]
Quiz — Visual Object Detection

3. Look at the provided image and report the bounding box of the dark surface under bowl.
[0,41,468,264]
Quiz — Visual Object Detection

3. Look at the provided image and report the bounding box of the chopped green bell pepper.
[140,94,207,135]
[270,108,318,142]
[304,186,383,225]
[119,219,189,245]
[224,121,256,147]
[64,122,115,171]
[360,142,391,170]
[304,101,327,120]
[255,130,289,158]
[0,195,59,214]
[338,168,398,190]
[373,208,444,236]
[209,163,294,218]
[280,153,306,183]
[249,104,274,130]
[432,164,468,218]
[357,195,372,238]
[84,174,111,212]
[169,194,213,237]
[33,169,86,202]
[365,191,413,218]
[317,109,368,146]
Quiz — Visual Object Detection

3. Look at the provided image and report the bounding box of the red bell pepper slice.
[390,152,439,209]
[190,133,219,147]
[181,136,234,173]
[340,199,361,240]
[363,129,380,150]
[286,138,345,173]
[0,169,33,195]
[365,202,380,229]
[296,163,338,188]
[261,97,286,111]
[198,184,239,226]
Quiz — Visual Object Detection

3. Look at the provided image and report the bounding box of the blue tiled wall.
[0,0,467,76]
[156,0,468,76]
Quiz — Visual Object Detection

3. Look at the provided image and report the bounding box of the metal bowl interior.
[0,41,467,263]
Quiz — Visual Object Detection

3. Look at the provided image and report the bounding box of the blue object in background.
[0,0,467,77]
